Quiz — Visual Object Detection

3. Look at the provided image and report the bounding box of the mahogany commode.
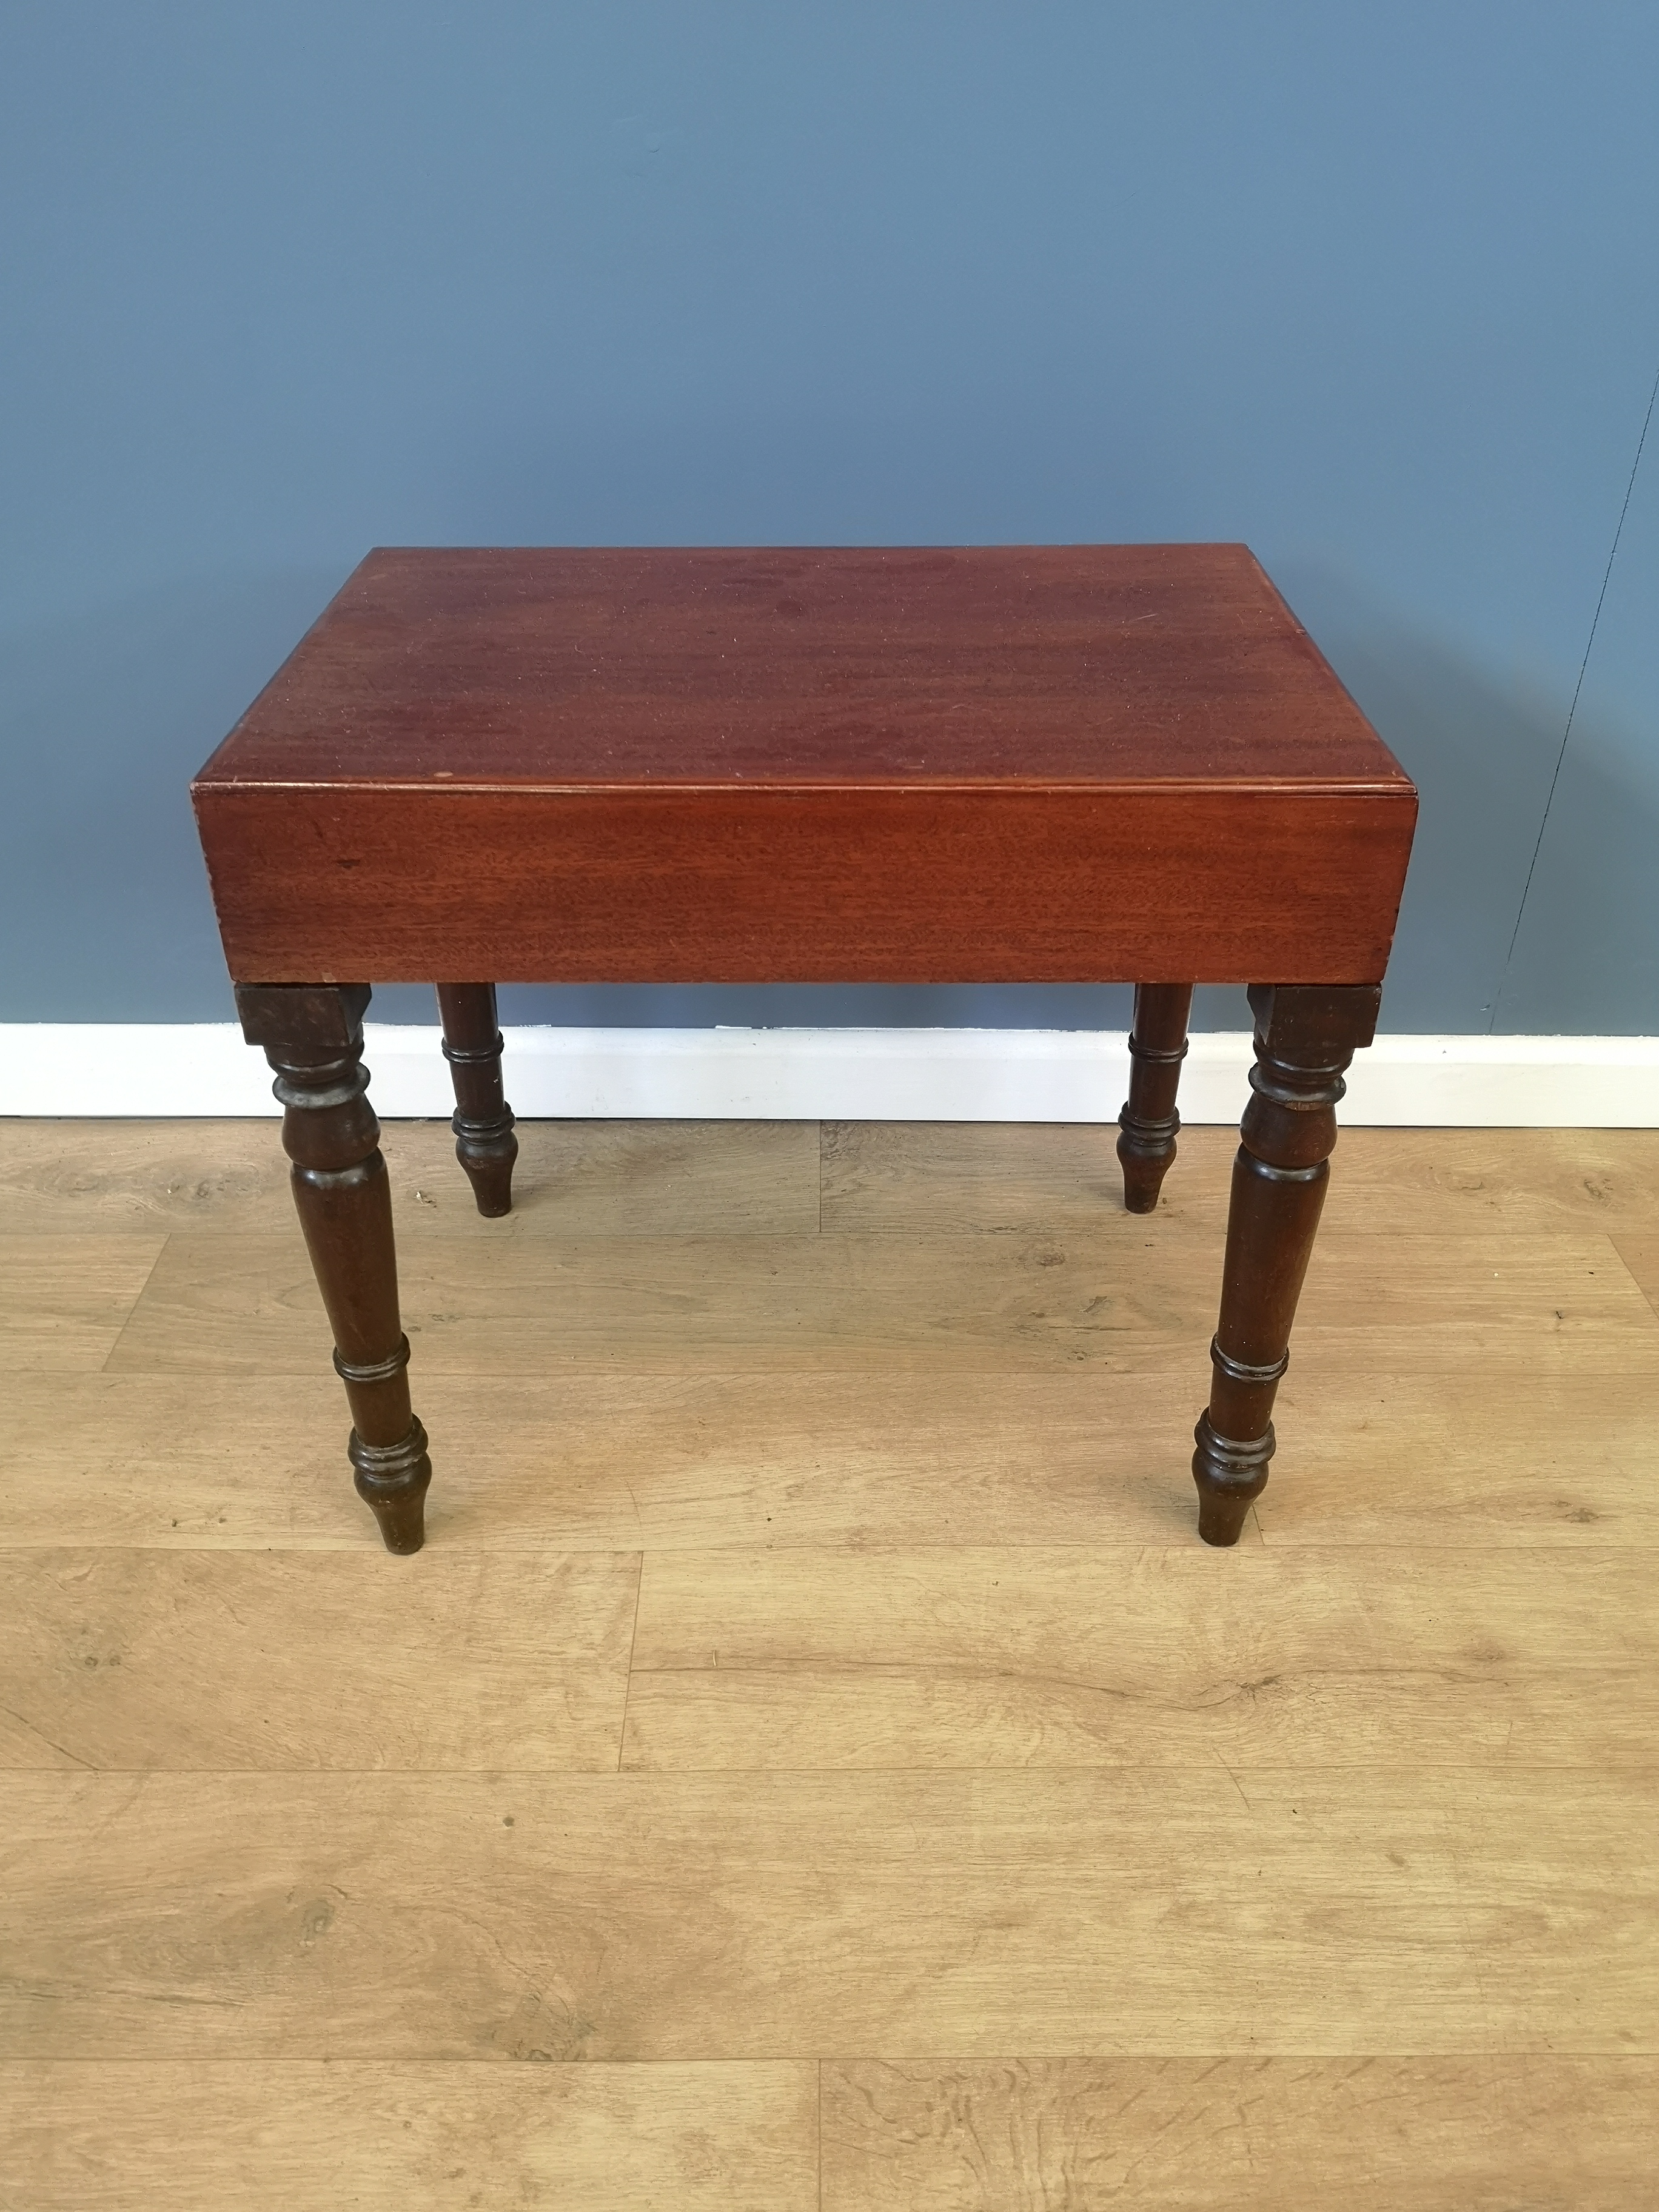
[192,545,1418,1550]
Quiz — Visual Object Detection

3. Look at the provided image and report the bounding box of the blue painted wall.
[2,2,1655,1031]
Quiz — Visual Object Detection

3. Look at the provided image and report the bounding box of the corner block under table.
[193,543,1417,1550]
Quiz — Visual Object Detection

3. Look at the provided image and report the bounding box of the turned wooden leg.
[236,983,432,1553]
[1192,983,1382,1546]
[436,983,518,1218]
[1117,983,1194,1212]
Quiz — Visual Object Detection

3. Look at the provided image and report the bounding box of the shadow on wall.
[1279,561,1659,1036]
[1,560,1651,1033]
[1495,719,1659,1033]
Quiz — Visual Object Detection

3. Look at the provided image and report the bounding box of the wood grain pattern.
[101,1225,1658,1375]
[821,2058,1659,2211]
[196,546,1409,788]
[0,1550,641,1770]
[3,2061,819,2212]
[6,1769,1655,2059]
[622,1546,1659,1769]
[190,546,1416,985]
[0,1118,821,1237]
[1250,1368,1659,1545]
[5,1120,1659,2207]
[821,1122,1659,1236]
[7,1119,1647,1242]
[10,1124,1654,1247]
[10,1366,1652,1551]
[0,1234,165,1370]
[8,1369,1225,1554]
[196,782,1415,985]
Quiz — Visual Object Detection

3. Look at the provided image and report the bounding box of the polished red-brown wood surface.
[192,546,1417,984]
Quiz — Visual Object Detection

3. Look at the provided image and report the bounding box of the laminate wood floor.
[3,1115,1656,2209]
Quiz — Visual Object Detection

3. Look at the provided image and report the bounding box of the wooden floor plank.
[623,1546,1657,1769]
[1,2060,819,2211]
[15,1118,1657,1240]
[0,1118,821,1238]
[0,1369,1239,1555]
[820,2057,1659,2211]
[822,1121,1659,1236]
[4,1366,1651,1550]
[5,1770,1655,2059]
[6,1116,1659,2205]
[0,1549,640,1771]
[101,1225,1657,1375]
[0,1234,167,1372]
[1249,1367,1659,1546]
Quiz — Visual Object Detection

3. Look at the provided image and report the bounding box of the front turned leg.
[236,983,432,1553]
[1117,983,1194,1212]
[436,984,518,1217]
[1192,983,1381,1546]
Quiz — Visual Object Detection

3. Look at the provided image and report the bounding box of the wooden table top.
[192,545,1416,990]
[195,545,1409,795]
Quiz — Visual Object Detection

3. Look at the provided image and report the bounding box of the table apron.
[193,782,1417,986]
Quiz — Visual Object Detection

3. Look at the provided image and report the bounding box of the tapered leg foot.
[350,1414,432,1553]
[437,984,517,1217]
[1119,1154,1168,1215]
[455,1133,517,1220]
[236,982,433,1552]
[1118,984,1193,1212]
[1191,1412,1273,1545]
[1192,984,1382,1543]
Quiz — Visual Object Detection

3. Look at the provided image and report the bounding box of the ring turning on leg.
[437,983,518,1217]
[1192,983,1381,1546]
[1118,984,1194,1212]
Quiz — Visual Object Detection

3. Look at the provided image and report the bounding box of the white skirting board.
[1,1024,1657,1125]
